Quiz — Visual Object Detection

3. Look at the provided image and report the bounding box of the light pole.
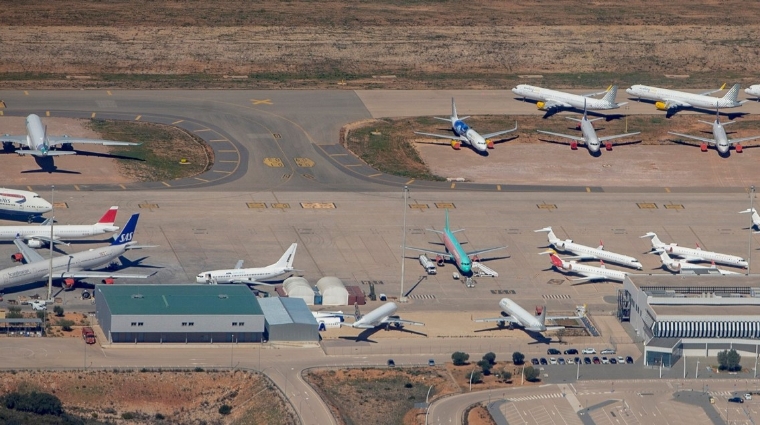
[399,185,409,302]
[696,359,700,379]
[230,334,234,368]
[425,385,433,425]
[47,185,55,302]
[469,368,476,391]
[749,185,755,276]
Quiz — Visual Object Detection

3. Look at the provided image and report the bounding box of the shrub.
[53,305,64,317]
[477,359,493,375]
[58,319,74,332]
[2,391,63,416]
[155,413,165,420]
[121,412,135,419]
[512,351,525,365]
[483,352,496,365]
[524,366,540,382]
[468,370,482,384]
[219,404,232,415]
[501,370,512,382]
[451,351,470,366]
[718,349,741,372]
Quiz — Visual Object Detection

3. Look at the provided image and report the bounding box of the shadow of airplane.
[338,325,428,343]
[14,148,144,173]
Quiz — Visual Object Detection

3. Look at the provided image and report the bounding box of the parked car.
[558,358,566,365]
[601,348,616,355]
[550,357,558,365]
[584,357,592,365]
[601,357,609,364]
[547,348,561,355]
[729,397,744,404]
[610,358,617,364]
[564,348,578,355]
[617,356,625,364]
[567,358,574,365]
[745,393,752,400]
[582,348,597,355]
[531,358,540,365]
[626,356,634,364]
[593,357,601,364]
[574,357,581,365]
[387,359,396,367]
[540,358,548,365]
[428,359,436,366]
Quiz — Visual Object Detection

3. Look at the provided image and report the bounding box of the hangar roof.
[259,297,318,326]
[96,284,262,316]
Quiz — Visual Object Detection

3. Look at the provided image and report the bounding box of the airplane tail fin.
[601,85,618,104]
[275,243,298,269]
[721,84,741,103]
[534,227,560,244]
[95,206,119,226]
[537,305,547,326]
[111,213,139,246]
[451,98,458,121]
[640,232,664,248]
[582,98,588,120]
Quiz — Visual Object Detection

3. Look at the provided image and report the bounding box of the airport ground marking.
[405,179,415,185]
[586,187,591,192]
[368,173,382,177]
[91,112,96,118]
[212,170,232,174]
[209,139,228,142]
[193,128,212,133]
[0,111,3,116]
[24,91,28,95]
[251,99,273,105]
[172,120,184,125]
[664,187,671,193]
[45,111,50,117]
[637,203,657,209]
[409,204,429,209]
[246,202,267,209]
[118,184,126,190]
[194,177,209,183]
[26,186,33,192]
[106,91,112,96]
[435,203,455,209]
[74,185,80,191]
[345,164,362,167]
[664,204,684,210]
[135,115,141,121]
[294,157,315,167]
[53,202,69,209]
[330,153,348,156]
[218,160,236,163]
[301,202,336,209]
[537,203,557,210]
[161,182,170,187]
[497,185,501,191]
[138,203,159,209]
[450,183,456,189]
[218,149,236,153]
[264,157,284,167]
[271,203,290,209]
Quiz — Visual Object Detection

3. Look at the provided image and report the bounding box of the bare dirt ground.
[0,1,759,89]
[0,369,296,425]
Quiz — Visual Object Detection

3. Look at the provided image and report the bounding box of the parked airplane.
[739,208,760,233]
[536,100,640,154]
[653,248,739,276]
[625,83,746,114]
[0,213,153,291]
[511,84,626,113]
[641,232,748,268]
[0,188,52,220]
[341,302,424,330]
[535,227,642,269]
[0,206,119,248]
[542,250,629,284]
[196,243,299,284]
[473,297,575,333]
[406,210,506,275]
[745,85,760,100]
[413,98,517,154]
[1,114,141,157]
[667,108,760,155]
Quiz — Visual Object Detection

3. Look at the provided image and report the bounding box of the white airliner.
[625,84,746,113]
[641,232,748,268]
[653,248,739,276]
[341,302,424,330]
[511,84,626,112]
[196,243,299,285]
[744,85,760,100]
[473,298,576,333]
[739,208,760,233]
[1,114,141,157]
[542,250,629,284]
[0,206,119,248]
[535,227,642,269]
[0,213,153,291]
[413,98,517,153]
[0,188,52,219]
[667,108,760,155]
[536,100,640,153]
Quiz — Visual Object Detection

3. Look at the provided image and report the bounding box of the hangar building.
[95,284,265,343]
[619,274,760,367]
[258,297,319,342]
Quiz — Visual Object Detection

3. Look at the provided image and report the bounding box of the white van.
[419,255,437,275]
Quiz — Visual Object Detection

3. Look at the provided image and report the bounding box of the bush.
[523,366,540,382]
[512,351,525,365]
[53,305,64,317]
[58,319,74,332]
[468,370,482,384]
[452,351,470,366]
[7,306,22,319]
[2,391,63,416]
[477,359,493,375]
[718,349,741,372]
[121,412,135,419]
[155,413,165,420]
[404,383,413,388]
[194,367,204,372]
[483,352,496,365]
[219,404,232,415]
[501,370,512,382]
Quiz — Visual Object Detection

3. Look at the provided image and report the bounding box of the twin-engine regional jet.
[341,302,424,330]
[745,85,760,100]
[0,206,119,248]
[542,250,629,284]
[511,84,626,113]
[653,248,739,276]
[536,100,640,154]
[1,114,141,156]
[667,108,760,155]
[413,98,517,154]
[535,227,642,269]
[405,210,506,276]
[196,243,299,285]
[625,83,746,115]
[740,208,760,233]
[473,297,576,333]
[0,213,154,291]
[641,232,748,268]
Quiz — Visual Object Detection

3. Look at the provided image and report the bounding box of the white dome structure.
[283,277,314,305]
[316,277,349,306]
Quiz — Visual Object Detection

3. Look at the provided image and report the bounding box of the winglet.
[720,83,727,90]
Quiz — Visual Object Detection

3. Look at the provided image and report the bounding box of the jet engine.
[63,278,76,290]
[450,140,461,150]
[570,141,578,150]
[435,255,445,266]
[700,143,708,152]
[11,253,23,262]
[536,101,546,110]
[60,143,74,151]
[654,101,668,111]
[736,144,743,153]
[102,278,115,285]
[26,239,45,248]
[605,142,613,151]
[486,139,494,149]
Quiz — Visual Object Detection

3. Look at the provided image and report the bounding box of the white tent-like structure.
[316,277,349,306]
[283,277,314,306]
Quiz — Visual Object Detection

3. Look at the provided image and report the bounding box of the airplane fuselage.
[196,266,292,284]
[499,298,544,331]
[0,244,128,290]
[452,120,487,152]
[659,244,747,268]
[352,302,398,328]
[625,85,742,110]
[712,121,730,154]
[0,189,52,217]
[512,85,618,110]
[579,119,600,152]
[25,114,47,153]
[553,256,628,282]
[441,229,472,274]
[0,224,118,242]
[553,239,642,269]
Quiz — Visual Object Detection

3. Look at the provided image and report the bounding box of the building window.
[239,322,244,326]
[138,322,144,326]
[182,322,187,326]
[232,322,238,326]
[188,322,194,326]
[131,322,137,326]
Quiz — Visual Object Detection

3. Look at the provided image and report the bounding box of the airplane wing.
[12,238,46,264]
[27,236,70,247]
[473,316,519,324]
[16,150,76,156]
[405,246,451,259]
[381,317,424,327]
[729,135,760,145]
[667,132,715,144]
[0,135,27,144]
[598,132,641,143]
[46,136,141,148]
[465,246,507,257]
[582,90,608,97]
[567,275,605,284]
[699,84,726,96]
[51,270,156,279]
[659,99,692,110]
[481,123,518,140]
[234,260,244,269]
[414,131,466,142]
[541,99,572,110]
[536,130,585,143]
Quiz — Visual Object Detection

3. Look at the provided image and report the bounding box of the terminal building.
[619,274,760,367]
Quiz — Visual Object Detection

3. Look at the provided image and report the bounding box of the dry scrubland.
[1,1,760,88]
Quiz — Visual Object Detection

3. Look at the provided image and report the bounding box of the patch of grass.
[86,120,212,182]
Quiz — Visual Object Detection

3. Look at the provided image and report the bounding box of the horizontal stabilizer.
[17,150,76,156]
